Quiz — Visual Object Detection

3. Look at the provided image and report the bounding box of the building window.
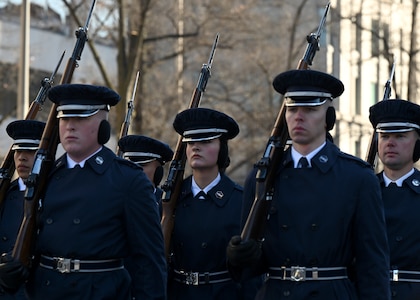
[355,76,361,115]
[372,19,380,56]
[355,13,362,52]
[371,81,379,106]
[355,139,361,158]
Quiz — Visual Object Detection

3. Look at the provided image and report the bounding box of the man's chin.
[291,137,310,145]
[63,145,82,156]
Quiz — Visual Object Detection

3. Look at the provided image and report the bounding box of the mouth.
[292,126,305,133]
[16,165,29,171]
[384,152,397,157]
[65,135,77,141]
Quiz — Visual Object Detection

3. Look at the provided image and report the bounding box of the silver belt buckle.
[55,258,72,273]
[392,270,399,281]
[183,271,199,285]
[291,266,306,281]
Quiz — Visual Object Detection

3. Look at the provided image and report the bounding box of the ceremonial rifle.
[0,50,65,209]
[365,62,396,168]
[116,71,140,157]
[240,3,330,242]
[12,0,97,267]
[160,33,219,259]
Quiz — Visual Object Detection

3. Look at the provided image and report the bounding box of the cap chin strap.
[13,139,40,144]
[376,122,420,133]
[181,128,227,142]
[284,91,332,98]
[132,158,158,165]
[56,104,110,118]
[123,152,161,164]
[12,145,39,151]
[285,97,328,107]
[12,139,40,151]
[57,104,109,111]
[182,134,222,142]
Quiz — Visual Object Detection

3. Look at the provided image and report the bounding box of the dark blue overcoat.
[378,169,420,299]
[168,173,261,300]
[0,180,23,255]
[240,141,390,299]
[25,147,167,300]
[0,180,27,300]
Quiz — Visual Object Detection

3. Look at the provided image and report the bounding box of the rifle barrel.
[365,61,396,167]
[161,34,220,260]
[0,51,65,209]
[241,3,330,242]
[116,71,141,157]
[12,0,96,266]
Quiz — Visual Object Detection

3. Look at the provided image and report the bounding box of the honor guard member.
[118,134,174,214]
[369,99,420,299]
[167,108,261,300]
[118,135,173,299]
[0,120,45,300]
[5,84,167,300]
[227,69,390,299]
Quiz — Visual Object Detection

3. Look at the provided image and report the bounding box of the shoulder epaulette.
[234,182,244,192]
[338,151,371,168]
[114,156,142,170]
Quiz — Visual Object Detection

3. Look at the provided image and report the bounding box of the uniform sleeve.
[354,168,391,299]
[124,171,167,300]
[241,168,258,228]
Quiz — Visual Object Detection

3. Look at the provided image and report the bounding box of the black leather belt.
[390,269,420,282]
[173,269,232,285]
[40,255,124,273]
[268,266,348,281]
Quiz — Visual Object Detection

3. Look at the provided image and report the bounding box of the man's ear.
[326,106,336,131]
[98,120,111,145]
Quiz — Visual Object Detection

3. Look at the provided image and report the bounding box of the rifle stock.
[0,51,65,210]
[365,62,396,167]
[160,33,219,259]
[116,71,140,157]
[241,2,330,242]
[12,0,97,267]
[0,149,16,210]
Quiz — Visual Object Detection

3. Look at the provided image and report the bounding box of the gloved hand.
[226,235,261,267]
[0,253,29,294]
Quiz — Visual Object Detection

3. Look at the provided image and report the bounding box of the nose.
[189,142,202,152]
[16,152,27,161]
[294,107,305,120]
[385,137,396,147]
[191,142,200,150]
[65,118,76,130]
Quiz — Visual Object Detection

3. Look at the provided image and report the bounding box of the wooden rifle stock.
[161,33,219,260]
[116,71,140,157]
[365,62,396,168]
[0,51,65,210]
[240,2,330,242]
[0,149,16,210]
[12,0,97,267]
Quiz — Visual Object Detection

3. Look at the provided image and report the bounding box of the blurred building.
[0,1,117,89]
[0,1,118,159]
[0,0,418,172]
[305,0,418,170]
